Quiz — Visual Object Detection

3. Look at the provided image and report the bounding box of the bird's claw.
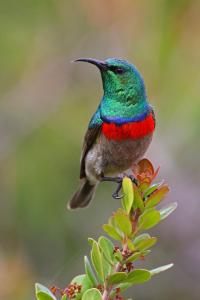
[112,192,123,199]
[112,181,123,199]
[101,174,138,199]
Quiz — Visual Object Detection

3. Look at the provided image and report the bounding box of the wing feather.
[80,125,102,178]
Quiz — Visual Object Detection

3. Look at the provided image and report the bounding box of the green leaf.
[71,274,86,284]
[145,185,169,208]
[114,250,123,262]
[133,233,151,243]
[139,181,150,192]
[138,208,160,230]
[159,202,177,220]
[84,256,98,286]
[91,241,104,283]
[150,263,174,276]
[107,272,127,286]
[125,269,151,284]
[142,249,151,256]
[136,237,157,251]
[133,234,157,251]
[133,185,144,211]
[82,288,103,300]
[122,177,134,213]
[143,182,163,198]
[125,252,141,263]
[35,283,57,300]
[127,239,135,251]
[98,236,114,264]
[61,296,67,300]
[110,282,132,297]
[71,274,93,300]
[98,236,114,276]
[103,224,122,241]
[125,250,151,263]
[114,209,132,236]
[102,258,111,278]
[88,238,96,246]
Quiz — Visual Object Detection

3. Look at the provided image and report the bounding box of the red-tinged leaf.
[134,159,160,184]
[151,166,160,181]
[137,159,154,176]
[145,185,169,208]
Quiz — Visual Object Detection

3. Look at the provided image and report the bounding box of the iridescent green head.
[75,57,147,105]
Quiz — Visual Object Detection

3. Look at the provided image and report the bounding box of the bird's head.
[74,57,147,104]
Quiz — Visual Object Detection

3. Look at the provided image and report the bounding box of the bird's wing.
[80,124,102,179]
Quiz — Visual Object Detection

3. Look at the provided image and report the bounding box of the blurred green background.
[0,0,200,299]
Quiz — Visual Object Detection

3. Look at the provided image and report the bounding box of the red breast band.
[102,113,155,140]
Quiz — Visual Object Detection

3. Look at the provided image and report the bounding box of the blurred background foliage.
[0,0,199,299]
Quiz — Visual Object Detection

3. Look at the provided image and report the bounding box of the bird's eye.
[109,66,125,74]
[114,68,125,74]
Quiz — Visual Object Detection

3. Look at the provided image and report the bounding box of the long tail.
[67,179,97,209]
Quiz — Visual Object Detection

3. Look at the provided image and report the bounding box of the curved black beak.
[74,58,108,71]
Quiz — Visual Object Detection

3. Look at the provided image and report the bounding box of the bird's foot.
[101,176,123,184]
[112,181,123,199]
[101,175,138,199]
[101,176,123,199]
[128,175,139,186]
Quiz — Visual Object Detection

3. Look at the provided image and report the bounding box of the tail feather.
[67,179,97,209]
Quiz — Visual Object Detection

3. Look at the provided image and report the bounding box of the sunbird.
[68,58,155,209]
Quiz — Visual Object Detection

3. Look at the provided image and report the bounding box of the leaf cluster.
[35,159,177,300]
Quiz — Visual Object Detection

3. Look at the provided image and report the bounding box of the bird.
[68,58,155,209]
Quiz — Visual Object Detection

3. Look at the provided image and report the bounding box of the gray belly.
[85,133,153,183]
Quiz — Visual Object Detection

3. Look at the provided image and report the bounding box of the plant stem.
[102,288,109,300]
[102,244,128,300]
[102,205,140,299]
